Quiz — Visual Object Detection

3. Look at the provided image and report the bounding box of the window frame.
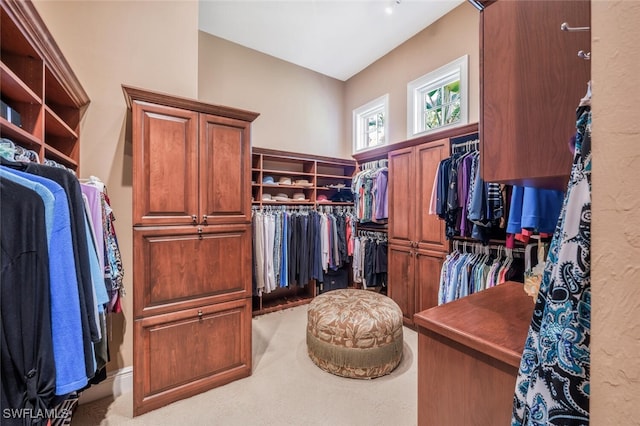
[407,55,469,138]
[352,94,389,153]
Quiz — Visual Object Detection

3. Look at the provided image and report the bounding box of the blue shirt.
[1,167,88,394]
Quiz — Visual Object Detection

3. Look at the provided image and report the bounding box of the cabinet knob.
[191,215,198,225]
[202,215,208,225]
[197,227,203,240]
[198,309,203,321]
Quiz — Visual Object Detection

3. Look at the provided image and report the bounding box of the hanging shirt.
[1,167,88,395]
[0,179,56,417]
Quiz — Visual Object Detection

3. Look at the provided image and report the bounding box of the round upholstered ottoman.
[306,288,403,379]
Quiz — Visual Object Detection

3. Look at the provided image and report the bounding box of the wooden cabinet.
[251,147,356,207]
[133,225,252,318]
[414,282,534,425]
[388,245,446,326]
[124,86,259,416]
[388,245,414,324]
[131,101,252,226]
[388,139,448,325]
[1,0,89,172]
[480,0,591,190]
[388,139,447,252]
[133,298,252,416]
[415,250,447,315]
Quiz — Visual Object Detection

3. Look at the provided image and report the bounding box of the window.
[407,55,468,138]
[353,94,389,153]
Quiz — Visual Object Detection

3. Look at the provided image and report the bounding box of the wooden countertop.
[413,282,535,368]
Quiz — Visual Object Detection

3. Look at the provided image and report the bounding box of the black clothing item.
[336,215,348,265]
[364,239,376,287]
[1,180,56,425]
[375,241,388,274]
[375,240,388,287]
[329,190,353,203]
[1,159,99,379]
[311,212,324,283]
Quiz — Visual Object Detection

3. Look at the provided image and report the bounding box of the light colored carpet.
[72,304,418,426]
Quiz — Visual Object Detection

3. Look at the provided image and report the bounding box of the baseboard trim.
[78,366,133,405]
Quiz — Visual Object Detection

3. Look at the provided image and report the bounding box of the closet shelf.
[0,116,42,150]
[317,202,354,206]
[261,183,314,189]
[1,0,89,174]
[260,169,313,177]
[1,61,42,104]
[260,201,315,205]
[44,105,78,139]
[252,147,356,209]
[44,144,78,169]
[316,173,353,180]
[252,295,314,317]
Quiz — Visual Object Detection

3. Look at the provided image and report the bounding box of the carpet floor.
[72,304,418,426]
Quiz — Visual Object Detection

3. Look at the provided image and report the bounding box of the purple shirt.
[374,169,388,220]
[81,184,105,274]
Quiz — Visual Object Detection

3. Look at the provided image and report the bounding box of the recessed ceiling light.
[385,6,393,15]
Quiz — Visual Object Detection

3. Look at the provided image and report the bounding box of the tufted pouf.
[306,288,403,379]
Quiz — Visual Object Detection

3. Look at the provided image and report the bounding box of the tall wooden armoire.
[123,86,259,416]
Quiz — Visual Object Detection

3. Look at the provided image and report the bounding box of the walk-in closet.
[2,0,637,424]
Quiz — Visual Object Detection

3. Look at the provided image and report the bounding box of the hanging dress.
[512,103,592,425]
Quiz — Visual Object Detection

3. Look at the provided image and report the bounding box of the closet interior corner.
[250,148,358,316]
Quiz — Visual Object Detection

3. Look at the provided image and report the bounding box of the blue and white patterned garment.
[512,106,592,426]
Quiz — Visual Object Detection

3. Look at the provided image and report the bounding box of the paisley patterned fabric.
[307,289,403,379]
[512,106,592,425]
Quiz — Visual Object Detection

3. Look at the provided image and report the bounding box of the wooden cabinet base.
[414,283,534,425]
[417,329,517,425]
[133,298,252,416]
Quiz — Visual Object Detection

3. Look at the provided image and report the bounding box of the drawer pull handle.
[192,215,198,225]
[198,309,203,320]
[198,227,203,240]
[202,215,208,225]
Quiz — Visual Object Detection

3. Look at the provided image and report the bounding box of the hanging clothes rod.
[560,22,590,32]
[451,139,479,153]
[453,239,532,255]
[357,230,388,240]
[360,159,388,170]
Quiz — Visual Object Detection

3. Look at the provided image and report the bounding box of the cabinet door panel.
[199,114,251,224]
[415,140,447,251]
[388,147,415,247]
[481,0,590,189]
[133,225,252,318]
[415,250,446,315]
[133,298,252,416]
[388,244,415,326]
[132,101,199,226]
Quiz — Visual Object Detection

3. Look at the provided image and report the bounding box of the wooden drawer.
[133,298,252,416]
[133,225,252,318]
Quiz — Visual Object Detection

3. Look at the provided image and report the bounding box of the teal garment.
[84,214,110,314]
[1,168,54,244]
